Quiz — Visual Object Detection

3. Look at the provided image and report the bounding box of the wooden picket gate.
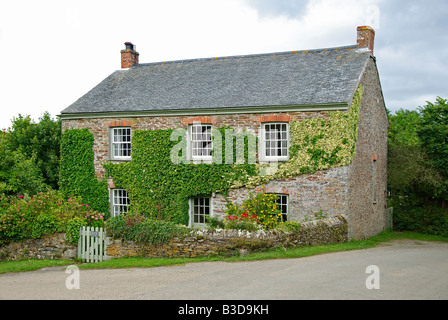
[78,226,107,263]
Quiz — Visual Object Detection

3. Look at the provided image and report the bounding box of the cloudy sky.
[0,0,447,130]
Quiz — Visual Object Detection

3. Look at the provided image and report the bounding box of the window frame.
[260,122,290,162]
[110,127,132,161]
[189,196,212,227]
[111,188,130,217]
[275,194,289,222]
[188,123,213,161]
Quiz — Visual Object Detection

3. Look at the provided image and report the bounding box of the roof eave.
[58,103,349,121]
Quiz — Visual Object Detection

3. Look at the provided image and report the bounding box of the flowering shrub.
[224,207,259,231]
[0,189,107,245]
[224,187,283,230]
[85,213,105,228]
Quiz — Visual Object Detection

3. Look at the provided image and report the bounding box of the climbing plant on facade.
[60,85,363,225]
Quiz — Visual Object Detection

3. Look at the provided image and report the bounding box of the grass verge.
[1,230,447,274]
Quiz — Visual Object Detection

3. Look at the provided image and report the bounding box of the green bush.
[105,213,189,245]
[31,213,61,239]
[0,189,107,245]
[392,203,448,237]
[64,216,88,244]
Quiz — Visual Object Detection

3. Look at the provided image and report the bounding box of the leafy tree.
[388,109,421,146]
[4,112,61,190]
[0,112,61,196]
[388,98,448,235]
[387,108,442,199]
[417,97,448,201]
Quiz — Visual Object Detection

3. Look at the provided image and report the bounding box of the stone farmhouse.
[59,26,388,240]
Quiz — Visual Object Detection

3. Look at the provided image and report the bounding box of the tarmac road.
[1,239,447,300]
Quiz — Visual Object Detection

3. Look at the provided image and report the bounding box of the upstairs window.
[111,127,131,160]
[261,123,289,161]
[190,124,212,161]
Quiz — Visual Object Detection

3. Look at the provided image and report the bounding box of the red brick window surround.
[254,186,291,194]
[182,117,217,125]
[107,120,133,127]
[255,115,292,123]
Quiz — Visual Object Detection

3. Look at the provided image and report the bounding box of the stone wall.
[0,234,77,261]
[105,215,348,259]
[347,57,388,239]
[0,215,347,261]
[213,167,350,222]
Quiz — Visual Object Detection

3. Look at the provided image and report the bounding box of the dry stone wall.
[0,215,347,261]
[105,215,348,259]
[0,233,77,261]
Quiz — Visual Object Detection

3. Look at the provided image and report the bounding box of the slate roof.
[60,45,371,115]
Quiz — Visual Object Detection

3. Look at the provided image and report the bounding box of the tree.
[0,112,61,196]
[387,108,441,199]
[387,98,448,236]
[418,97,448,202]
[6,112,61,190]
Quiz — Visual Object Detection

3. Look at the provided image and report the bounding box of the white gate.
[78,226,107,263]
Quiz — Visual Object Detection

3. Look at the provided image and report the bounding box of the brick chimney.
[357,26,375,55]
[121,42,139,68]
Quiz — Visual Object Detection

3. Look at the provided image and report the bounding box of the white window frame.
[111,127,132,160]
[188,124,213,161]
[260,122,289,162]
[275,194,289,222]
[111,189,130,217]
[189,196,212,227]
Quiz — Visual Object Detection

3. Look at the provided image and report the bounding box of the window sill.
[109,157,132,162]
[259,157,289,163]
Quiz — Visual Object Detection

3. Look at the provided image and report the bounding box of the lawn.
[1,230,447,274]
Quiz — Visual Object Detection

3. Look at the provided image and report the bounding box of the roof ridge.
[134,45,358,67]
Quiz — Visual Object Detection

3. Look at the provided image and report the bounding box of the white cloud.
[2,0,442,129]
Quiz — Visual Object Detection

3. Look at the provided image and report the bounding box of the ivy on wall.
[241,85,363,188]
[59,128,109,216]
[104,128,257,224]
[60,85,363,223]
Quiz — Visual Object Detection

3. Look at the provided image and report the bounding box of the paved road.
[1,239,447,300]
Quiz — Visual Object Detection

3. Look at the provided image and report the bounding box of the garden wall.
[0,233,77,261]
[105,215,348,259]
[0,215,347,261]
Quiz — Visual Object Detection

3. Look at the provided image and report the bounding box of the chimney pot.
[125,42,135,50]
[121,42,139,69]
[357,26,375,55]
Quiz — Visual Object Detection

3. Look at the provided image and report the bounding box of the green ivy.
[241,84,363,187]
[59,128,109,216]
[60,86,363,226]
[104,127,257,225]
